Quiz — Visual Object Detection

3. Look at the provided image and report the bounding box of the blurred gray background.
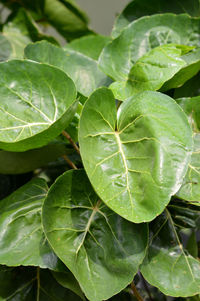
[76,0,130,35]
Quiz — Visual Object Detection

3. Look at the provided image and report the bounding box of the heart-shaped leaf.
[141,210,200,297]
[0,60,77,152]
[112,0,200,38]
[110,44,187,100]
[0,178,64,271]
[42,169,148,301]
[99,14,200,81]
[79,88,193,223]
[176,97,200,205]
[25,40,110,97]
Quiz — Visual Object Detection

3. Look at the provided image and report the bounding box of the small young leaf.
[42,169,148,301]
[64,34,111,60]
[0,60,77,152]
[99,14,200,81]
[24,41,109,97]
[112,0,200,38]
[79,88,192,223]
[0,178,64,271]
[141,210,200,297]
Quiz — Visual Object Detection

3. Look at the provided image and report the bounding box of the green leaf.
[112,0,200,38]
[174,72,200,98]
[52,271,85,300]
[65,34,111,60]
[24,41,109,97]
[141,210,200,297]
[0,178,65,271]
[3,8,58,59]
[0,35,12,61]
[0,142,69,174]
[161,48,200,91]
[43,0,91,41]
[65,102,83,143]
[186,230,198,258]
[42,169,148,301]
[99,14,200,81]
[176,97,200,205]
[0,267,83,300]
[79,88,192,223]
[0,59,77,152]
[110,44,187,100]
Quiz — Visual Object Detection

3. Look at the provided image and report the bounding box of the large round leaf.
[24,41,109,97]
[42,169,148,301]
[141,210,200,297]
[0,178,64,271]
[99,14,200,81]
[79,88,192,223]
[112,0,200,38]
[0,60,77,152]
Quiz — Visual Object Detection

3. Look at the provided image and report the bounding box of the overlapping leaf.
[42,169,148,301]
[0,60,77,152]
[176,97,200,205]
[110,44,187,100]
[0,266,83,300]
[0,178,65,271]
[99,14,200,81]
[24,41,109,97]
[79,88,192,223]
[112,0,200,38]
[141,210,200,297]
[65,35,111,60]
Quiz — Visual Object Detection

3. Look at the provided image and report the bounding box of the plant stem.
[139,272,153,300]
[62,130,80,155]
[63,155,78,170]
[36,267,40,301]
[131,281,144,301]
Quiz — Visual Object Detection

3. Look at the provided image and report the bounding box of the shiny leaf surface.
[65,34,111,60]
[99,14,200,81]
[110,44,187,100]
[0,60,77,152]
[112,0,200,38]
[176,97,200,205]
[42,169,148,301]
[79,88,192,223]
[141,210,200,297]
[25,41,109,97]
[0,178,64,271]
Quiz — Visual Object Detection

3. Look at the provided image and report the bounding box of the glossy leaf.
[176,97,200,205]
[0,60,77,152]
[79,88,192,223]
[99,14,200,81]
[52,271,85,300]
[0,142,70,175]
[141,210,200,297]
[110,44,187,100]
[65,35,111,60]
[0,178,65,271]
[112,0,200,38]
[0,267,83,300]
[161,48,200,91]
[43,0,91,41]
[3,9,58,59]
[42,169,148,301]
[24,40,109,97]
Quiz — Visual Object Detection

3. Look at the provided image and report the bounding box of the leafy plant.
[0,0,199,300]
